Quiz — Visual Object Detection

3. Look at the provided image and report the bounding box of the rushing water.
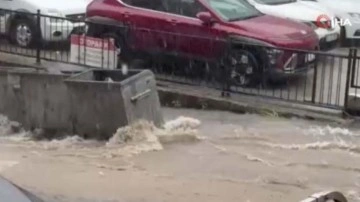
[1,108,360,202]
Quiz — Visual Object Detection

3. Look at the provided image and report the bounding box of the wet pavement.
[1,108,360,202]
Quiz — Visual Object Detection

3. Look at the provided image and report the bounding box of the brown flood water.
[1,107,360,202]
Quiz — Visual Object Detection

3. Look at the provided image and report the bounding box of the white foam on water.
[163,116,201,131]
[0,114,202,157]
[159,116,201,143]
[304,125,355,137]
[1,114,80,148]
[0,114,32,143]
[106,116,202,157]
[208,141,275,167]
[41,136,85,150]
[106,121,163,157]
[244,154,274,167]
[265,139,360,154]
[0,114,21,136]
[219,127,269,141]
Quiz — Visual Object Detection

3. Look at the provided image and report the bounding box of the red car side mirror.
[196,12,214,25]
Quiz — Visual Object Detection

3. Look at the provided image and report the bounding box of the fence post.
[311,54,318,103]
[344,48,356,110]
[35,9,41,64]
[220,39,231,97]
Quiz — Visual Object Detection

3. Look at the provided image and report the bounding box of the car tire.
[226,49,261,87]
[9,18,39,48]
[129,59,147,69]
[339,26,358,47]
[340,26,348,47]
[268,77,287,86]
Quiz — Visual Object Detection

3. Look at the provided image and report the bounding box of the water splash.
[159,116,201,143]
[163,116,201,131]
[0,113,201,154]
[220,128,269,141]
[105,117,201,157]
[42,136,85,150]
[106,121,164,157]
[304,125,355,137]
[0,114,22,136]
[0,114,31,143]
[265,140,360,154]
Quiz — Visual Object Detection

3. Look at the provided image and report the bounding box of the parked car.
[0,0,90,47]
[246,0,340,50]
[300,0,360,45]
[86,0,319,85]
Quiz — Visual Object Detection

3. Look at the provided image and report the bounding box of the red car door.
[122,0,170,53]
[165,0,226,60]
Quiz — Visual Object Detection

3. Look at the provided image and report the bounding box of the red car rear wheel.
[228,49,260,87]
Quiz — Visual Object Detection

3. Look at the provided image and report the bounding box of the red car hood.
[228,14,316,41]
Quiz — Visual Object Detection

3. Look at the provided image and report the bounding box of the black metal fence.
[0,8,359,110]
[0,9,84,63]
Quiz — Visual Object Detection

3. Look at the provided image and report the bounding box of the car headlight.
[349,13,360,18]
[266,48,283,65]
[47,9,65,23]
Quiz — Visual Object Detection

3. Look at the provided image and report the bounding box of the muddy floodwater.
[1,108,360,202]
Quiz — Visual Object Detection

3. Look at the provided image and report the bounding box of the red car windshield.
[206,0,263,21]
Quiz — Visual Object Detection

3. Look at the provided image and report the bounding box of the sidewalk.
[0,51,349,123]
[0,52,87,74]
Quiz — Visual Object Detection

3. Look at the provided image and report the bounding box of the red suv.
[86,0,319,85]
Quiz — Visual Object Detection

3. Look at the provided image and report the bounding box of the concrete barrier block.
[65,69,163,139]
[0,71,71,133]
[0,68,163,139]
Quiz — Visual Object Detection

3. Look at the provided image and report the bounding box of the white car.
[300,0,360,44]
[0,0,90,47]
[246,0,341,50]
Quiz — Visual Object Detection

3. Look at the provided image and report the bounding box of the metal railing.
[0,9,84,64]
[0,8,359,110]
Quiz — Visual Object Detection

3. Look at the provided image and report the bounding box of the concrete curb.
[157,81,350,124]
[0,52,86,73]
[0,52,44,69]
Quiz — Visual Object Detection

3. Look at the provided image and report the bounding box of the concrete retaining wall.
[0,69,163,139]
